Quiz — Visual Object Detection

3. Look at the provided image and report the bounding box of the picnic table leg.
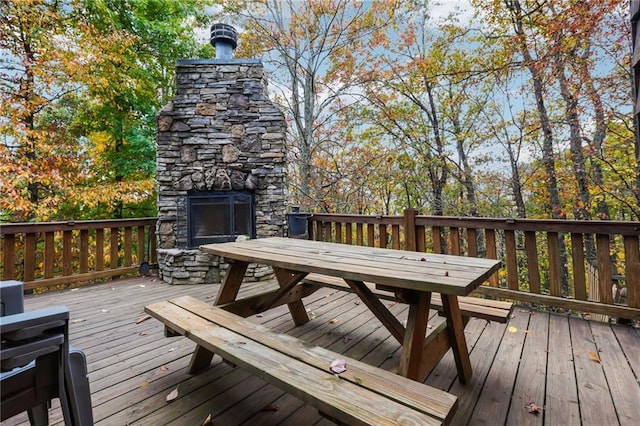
[441,294,473,384]
[274,268,310,326]
[398,291,432,381]
[188,261,248,374]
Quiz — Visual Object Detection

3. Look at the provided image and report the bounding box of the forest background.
[1,0,638,224]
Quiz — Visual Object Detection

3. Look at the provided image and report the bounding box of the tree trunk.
[508,0,569,294]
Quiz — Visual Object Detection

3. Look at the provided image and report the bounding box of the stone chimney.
[155,25,287,285]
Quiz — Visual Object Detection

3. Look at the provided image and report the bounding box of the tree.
[220,0,396,210]
[1,0,216,221]
[0,0,84,221]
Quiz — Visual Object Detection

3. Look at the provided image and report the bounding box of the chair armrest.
[0,306,69,339]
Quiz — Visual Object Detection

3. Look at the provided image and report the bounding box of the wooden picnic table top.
[200,237,501,296]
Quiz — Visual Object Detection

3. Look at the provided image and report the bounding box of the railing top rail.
[0,218,158,235]
[307,213,640,235]
[308,213,404,225]
[414,216,640,235]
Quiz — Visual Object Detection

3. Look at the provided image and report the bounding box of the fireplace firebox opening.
[187,192,255,248]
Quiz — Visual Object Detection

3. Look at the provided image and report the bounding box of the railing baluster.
[433,227,443,254]
[504,230,518,291]
[110,227,119,269]
[335,222,342,244]
[467,228,478,257]
[124,227,133,267]
[24,233,37,282]
[345,223,353,245]
[149,225,157,264]
[596,234,613,304]
[96,229,104,271]
[367,224,375,247]
[378,224,387,248]
[525,231,541,294]
[44,232,55,279]
[485,229,498,287]
[80,229,89,274]
[570,233,586,300]
[450,227,460,256]
[416,226,426,252]
[624,235,640,308]
[137,226,145,264]
[391,225,400,249]
[63,230,73,276]
[547,232,561,297]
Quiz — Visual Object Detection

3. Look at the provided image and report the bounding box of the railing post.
[404,209,418,252]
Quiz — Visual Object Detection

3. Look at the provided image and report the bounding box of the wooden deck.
[2,275,639,426]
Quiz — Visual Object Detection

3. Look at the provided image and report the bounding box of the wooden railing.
[1,218,157,291]
[307,209,640,320]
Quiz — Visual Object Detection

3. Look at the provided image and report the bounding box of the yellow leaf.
[587,350,601,363]
[508,326,518,333]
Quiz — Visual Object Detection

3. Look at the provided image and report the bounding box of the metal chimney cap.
[210,23,238,50]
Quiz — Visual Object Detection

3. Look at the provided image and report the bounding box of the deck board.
[2,275,639,426]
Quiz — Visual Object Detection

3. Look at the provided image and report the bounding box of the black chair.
[0,282,93,426]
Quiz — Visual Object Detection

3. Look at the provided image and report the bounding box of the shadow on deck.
[2,275,639,425]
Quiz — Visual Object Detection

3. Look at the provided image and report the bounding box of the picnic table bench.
[302,273,513,324]
[145,295,458,425]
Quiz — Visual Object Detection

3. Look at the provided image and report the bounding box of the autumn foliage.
[1,0,638,223]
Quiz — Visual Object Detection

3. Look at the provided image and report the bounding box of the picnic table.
[196,237,502,383]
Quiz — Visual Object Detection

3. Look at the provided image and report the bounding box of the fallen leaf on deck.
[526,401,543,414]
[343,336,352,343]
[139,284,146,288]
[330,359,347,374]
[201,414,213,425]
[256,314,263,318]
[420,258,426,261]
[166,387,179,402]
[328,318,338,324]
[101,309,109,313]
[510,314,516,319]
[260,405,279,412]
[444,271,449,276]
[354,300,360,305]
[136,315,152,324]
[72,318,87,323]
[139,332,148,336]
[508,326,518,333]
[160,365,169,371]
[168,347,176,352]
[70,288,79,292]
[140,381,148,388]
[205,294,213,299]
[587,350,601,363]
[523,329,532,333]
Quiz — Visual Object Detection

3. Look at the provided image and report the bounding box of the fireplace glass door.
[187,192,255,247]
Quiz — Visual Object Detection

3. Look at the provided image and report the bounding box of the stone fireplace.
[155,24,287,285]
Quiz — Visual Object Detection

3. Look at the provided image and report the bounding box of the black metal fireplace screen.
[187,192,255,248]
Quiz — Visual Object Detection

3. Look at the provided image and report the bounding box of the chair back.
[0,306,72,423]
